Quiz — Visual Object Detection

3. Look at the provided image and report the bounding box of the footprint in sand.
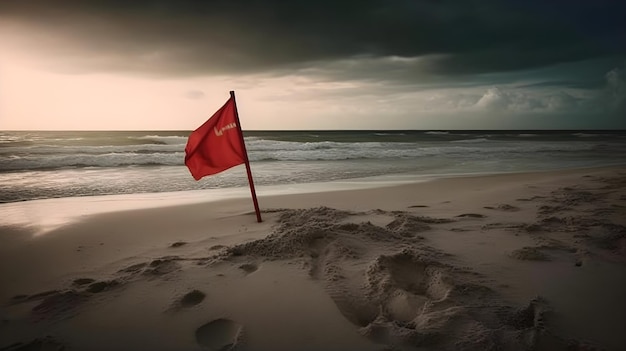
[484,204,520,211]
[10,290,58,305]
[167,290,206,313]
[143,258,181,276]
[509,247,551,261]
[85,280,121,293]
[117,262,148,275]
[72,278,95,286]
[169,241,187,248]
[323,250,453,334]
[195,318,244,350]
[367,251,451,320]
[30,291,86,319]
[179,290,206,308]
[497,204,520,211]
[516,195,546,202]
[456,213,486,218]
[504,297,549,330]
[238,263,258,274]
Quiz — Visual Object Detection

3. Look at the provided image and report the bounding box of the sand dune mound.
[226,207,349,259]
[225,207,441,261]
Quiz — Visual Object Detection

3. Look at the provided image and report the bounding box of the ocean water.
[0,130,625,203]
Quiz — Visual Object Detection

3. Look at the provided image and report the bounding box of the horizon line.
[2,128,626,132]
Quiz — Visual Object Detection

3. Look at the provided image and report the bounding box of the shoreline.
[2,164,625,233]
[1,165,625,350]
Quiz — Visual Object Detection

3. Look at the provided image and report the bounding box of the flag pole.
[230,90,262,223]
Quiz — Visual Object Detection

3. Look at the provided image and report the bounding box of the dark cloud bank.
[2,0,624,75]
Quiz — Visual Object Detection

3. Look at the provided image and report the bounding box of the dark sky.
[1,0,625,129]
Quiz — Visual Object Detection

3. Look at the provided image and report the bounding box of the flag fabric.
[184,96,246,180]
[185,91,262,222]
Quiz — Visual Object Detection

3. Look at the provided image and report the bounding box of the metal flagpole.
[230,90,262,222]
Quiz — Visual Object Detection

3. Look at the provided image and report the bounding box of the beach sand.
[1,166,625,351]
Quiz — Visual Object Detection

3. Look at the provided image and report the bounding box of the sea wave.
[374,132,406,136]
[245,140,404,152]
[571,133,613,138]
[132,135,188,145]
[1,131,624,178]
[1,130,626,203]
[0,144,183,156]
[0,152,186,171]
[0,140,607,172]
[450,138,490,143]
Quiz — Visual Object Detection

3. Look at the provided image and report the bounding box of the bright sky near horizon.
[1,1,625,130]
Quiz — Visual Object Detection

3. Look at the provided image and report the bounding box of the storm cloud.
[1,0,625,129]
[1,0,624,77]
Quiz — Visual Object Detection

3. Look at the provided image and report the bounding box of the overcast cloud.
[1,0,624,129]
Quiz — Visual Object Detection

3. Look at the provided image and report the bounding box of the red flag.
[185,96,246,180]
